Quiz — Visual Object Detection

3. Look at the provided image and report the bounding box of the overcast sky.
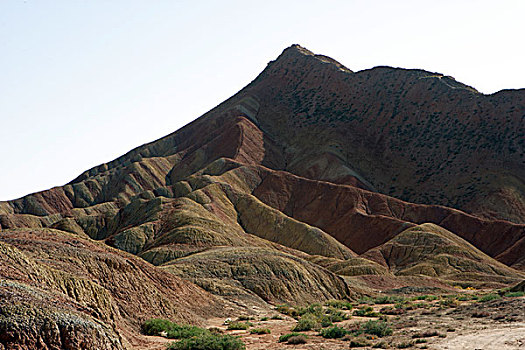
[1,0,524,201]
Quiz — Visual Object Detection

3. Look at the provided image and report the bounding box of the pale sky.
[1,0,524,201]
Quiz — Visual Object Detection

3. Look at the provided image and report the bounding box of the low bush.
[413,295,437,301]
[278,332,307,343]
[395,341,414,348]
[237,315,254,321]
[249,328,270,335]
[372,341,389,348]
[362,320,393,337]
[297,303,323,317]
[354,306,380,317]
[504,291,524,298]
[325,307,348,322]
[292,314,319,331]
[166,334,245,350]
[412,330,439,338]
[275,304,298,317]
[319,315,333,328]
[478,294,501,302]
[374,296,405,304]
[142,319,174,336]
[287,335,307,344]
[325,299,353,310]
[349,338,371,347]
[380,306,406,315]
[141,319,207,339]
[320,326,347,339]
[227,322,251,330]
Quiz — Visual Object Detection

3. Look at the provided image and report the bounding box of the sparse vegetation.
[237,315,254,321]
[143,319,245,350]
[353,306,380,317]
[292,314,319,331]
[141,319,208,339]
[286,335,307,344]
[325,299,353,310]
[166,334,245,350]
[374,296,405,304]
[249,328,270,335]
[362,320,393,337]
[478,294,501,302]
[349,338,371,347]
[319,326,347,338]
[227,322,251,330]
[142,318,173,336]
[412,330,439,338]
[278,332,308,343]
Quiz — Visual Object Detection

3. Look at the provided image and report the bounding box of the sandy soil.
[139,296,525,350]
[432,323,525,350]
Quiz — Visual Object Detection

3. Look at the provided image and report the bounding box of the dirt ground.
[144,295,525,349]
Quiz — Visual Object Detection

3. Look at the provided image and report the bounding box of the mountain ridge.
[0,44,524,348]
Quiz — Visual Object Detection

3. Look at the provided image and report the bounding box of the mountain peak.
[273,44,353,73]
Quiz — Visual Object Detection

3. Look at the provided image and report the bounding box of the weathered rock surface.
[0,228,233,349]
[162,246,352,305]
[0,44,524,348]
[362,223,523,287]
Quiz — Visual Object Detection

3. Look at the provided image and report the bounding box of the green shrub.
[142,318,174,335]
[362,320,393,337]
[227,322,251,330]
[357,297,373,304]
[167,325,208,339]
[504,291,525,298]
[292,314,319,331]
[270,314,283,320]
[319,315,333,328]
[350,338,371,347]
[320,326,347,339]
[324,299,353,310]
[374,296,404,304]
[297,303,323,317]
[275,304,298,317]
[353,306,379,317]
[412,330,439,338]
[141,319,208,339]
[166,334,245,350]
[325,307,348,322]
[237,315,254,321]
[439,298,459,308]
[278,332,307,343]
[478,294,501,302]
[413,294,437,301]
[259,317,269,321]
[380,306,406,315]
[249,328,271,335]
[395,341,414,348]
[287,335,307,344]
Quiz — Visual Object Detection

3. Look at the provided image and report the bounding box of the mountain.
[0,45,524,348]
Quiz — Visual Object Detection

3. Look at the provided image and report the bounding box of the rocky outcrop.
[0,228,233,349]
[0,44,524,348]
[162,247,352,305]
[362,224,523,287]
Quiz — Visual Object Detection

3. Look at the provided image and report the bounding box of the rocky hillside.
[0,45,524,349]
